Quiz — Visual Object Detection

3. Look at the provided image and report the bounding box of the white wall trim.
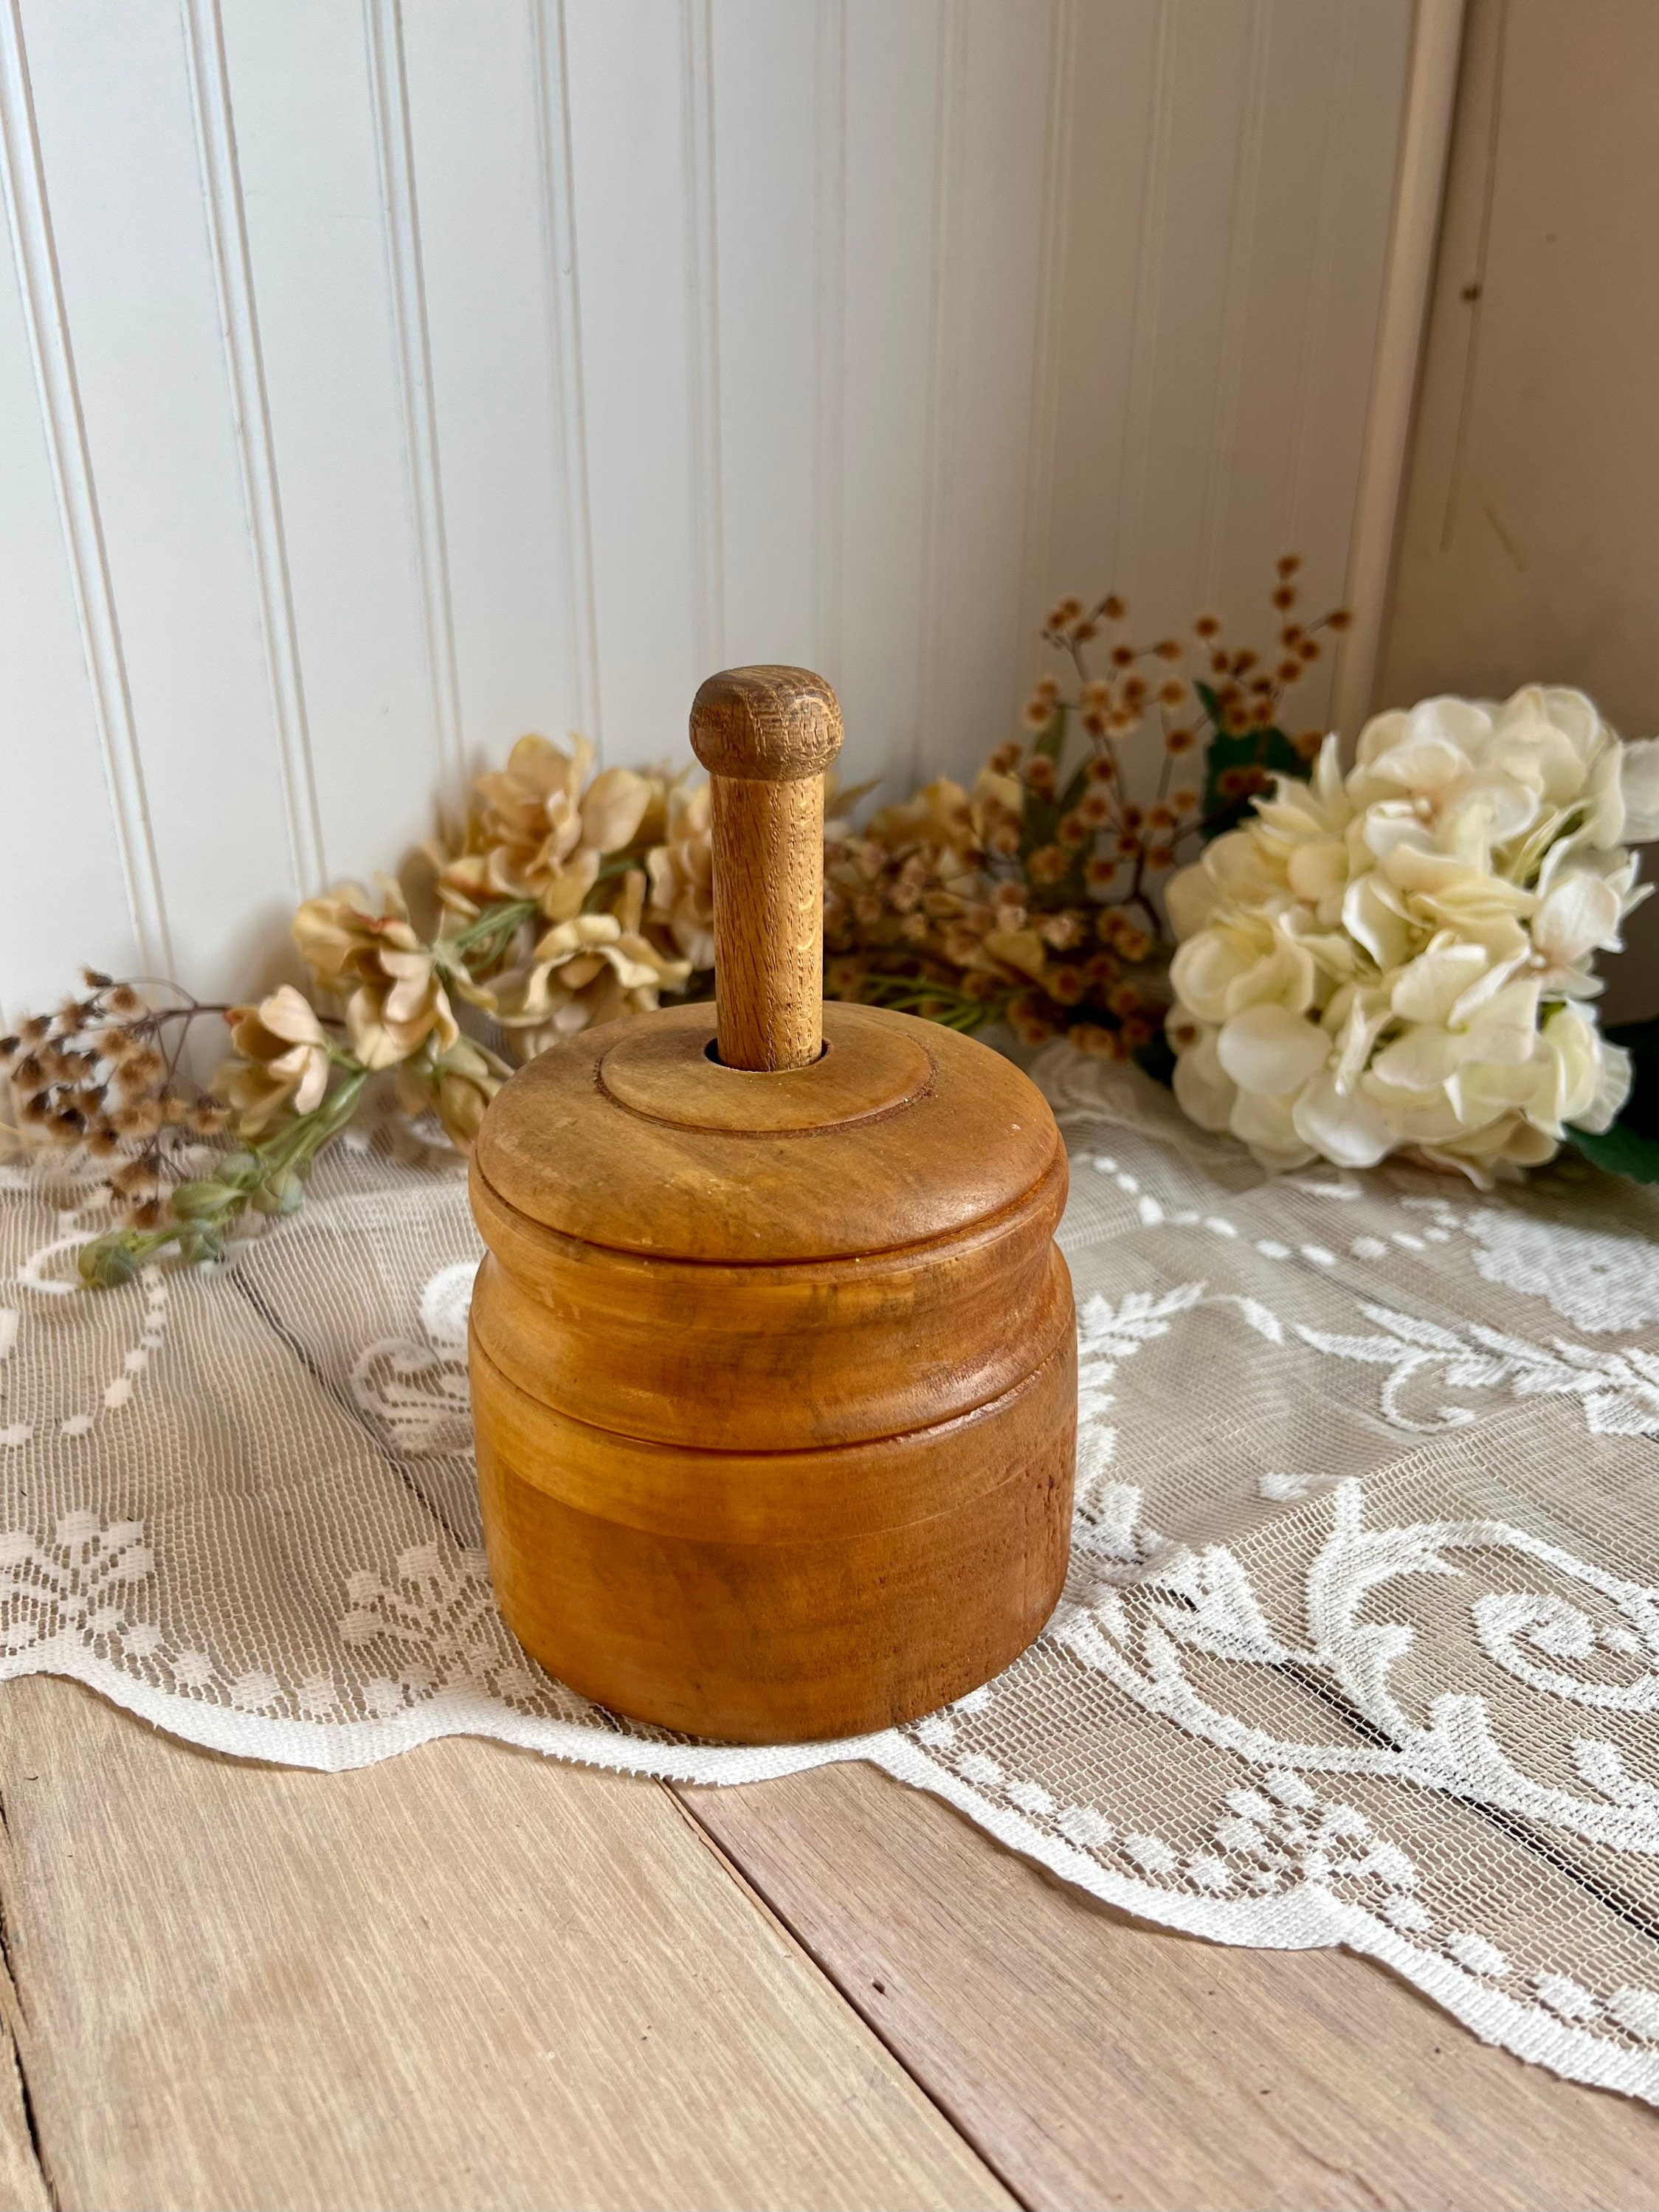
[1280,0,1362,563]
[363,0,464,789]
[181,0,325,899]
[913,0,968,781]
[1111,0,1179,607]
[1015,0,1074,685]
[531,0,601,750]
[811,0,846,684]
[1197,0,1274,604]
[1331,0,1466,736]
[0,0,172,975]
[680,0,724,678]
[0,4,1424,1006]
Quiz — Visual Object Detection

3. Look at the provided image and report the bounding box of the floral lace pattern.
[4,1050,1659,2104]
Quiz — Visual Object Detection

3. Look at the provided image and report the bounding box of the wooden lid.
[472,1000,1060,1263]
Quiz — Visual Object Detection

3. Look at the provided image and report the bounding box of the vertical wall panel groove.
[531,0,601,749]
[912,0,968,782]
[1196,0,1272,604]
[812,0,846,684]
[1016,0,1073,682]
[0,0,171,977]
[363,0,464,792]
[181,0,324,899]
[1,1,1435,997]
[681,0,724,674]
[1111,0,1179,606]
[1334,0,1466,733]
[1280,0,1362,564]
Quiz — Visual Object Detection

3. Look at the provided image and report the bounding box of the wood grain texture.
[691,665,842,1071]
[0,1676,1010,2212]
[708,774,825,1070]
[0,1821,52,2212]
[469,984,1075,1742]
[469,1150,1069,1453]
[686,1758,1659,2212]
[473,1002,1061,1262]
[472,1319,1075,1742]
[689,662,842,782]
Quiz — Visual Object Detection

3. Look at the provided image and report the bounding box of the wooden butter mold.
[469,665,1077,1743]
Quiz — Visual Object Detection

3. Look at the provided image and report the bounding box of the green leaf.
[1032,702,1068,765]
[1194,682,1305,842]
[1568,1119,1659,1183]
[1601,1017,1659,1138]
[176,1221,227,1266]
[249,1169,305,1217]
[1568,1015,1659,1179]
[1055,760,1090,818]
[170,1178,240,1221]
[1018,797,1059,861]
[78,1235,139,1289]
[1131,1025,1176,1091]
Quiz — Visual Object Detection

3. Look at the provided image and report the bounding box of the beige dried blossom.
[218,986,332,1136]
[496,874,691,1060]
[293,882,460,1071]
[645,779,716,969]
[396,1034,509,1153]
[970,927,1050,989]
[862,778,981,874]
[438,736,663,925]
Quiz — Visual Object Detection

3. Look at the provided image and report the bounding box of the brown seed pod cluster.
[1,974,229,1228]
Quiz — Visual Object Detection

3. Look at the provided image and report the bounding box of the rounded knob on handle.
[691,666,844,1073]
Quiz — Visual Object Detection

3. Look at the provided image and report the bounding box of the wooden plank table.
[0,1675,1655,2211]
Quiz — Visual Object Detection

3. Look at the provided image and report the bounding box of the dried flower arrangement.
[10,556,1657,1285]
[823,557,1351,1056]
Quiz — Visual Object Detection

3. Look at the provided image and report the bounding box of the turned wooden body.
[468,666,1076,1743]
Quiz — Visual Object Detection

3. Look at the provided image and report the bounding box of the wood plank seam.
[0,1679,1010,2211]
[0,1790,58,2211]
[668,1781,1038,2212]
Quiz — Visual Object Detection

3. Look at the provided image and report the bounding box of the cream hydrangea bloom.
[1167,688,1656,1183]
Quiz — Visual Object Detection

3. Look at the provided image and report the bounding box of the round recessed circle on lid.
[598,1002,933,1134]
[473,1000,1058,1262]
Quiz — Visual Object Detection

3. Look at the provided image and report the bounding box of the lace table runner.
[4,1050,1659,2105]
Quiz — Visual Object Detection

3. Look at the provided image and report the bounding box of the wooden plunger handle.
[690,665,844,1072]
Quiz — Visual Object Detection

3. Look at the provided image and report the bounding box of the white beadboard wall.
[0,0,1424,1013]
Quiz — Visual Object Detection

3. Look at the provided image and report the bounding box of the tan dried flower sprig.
[825,558,1350,1057]
[7,735,691,1287]
[13,970,391,1287]
[2,933,511,1285]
